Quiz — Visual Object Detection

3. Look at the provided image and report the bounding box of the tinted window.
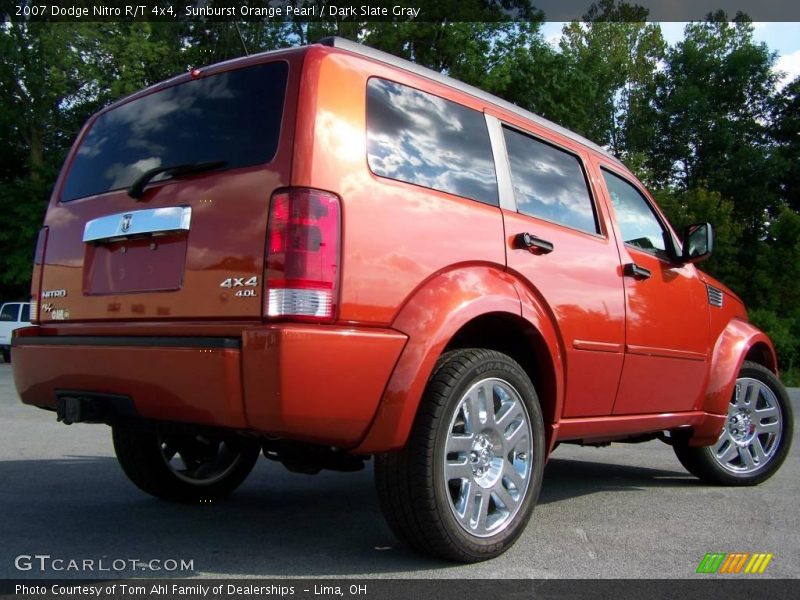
[602,170,667,255]
[62,62,289,201]
[503,127,598,233]
[366,78,498,206]
[0,304,19,322]
[20,304,30,322]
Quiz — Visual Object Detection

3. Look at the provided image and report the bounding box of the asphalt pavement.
[0,362,797,579]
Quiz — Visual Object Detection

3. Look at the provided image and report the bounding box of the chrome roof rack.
[318,36,623,166]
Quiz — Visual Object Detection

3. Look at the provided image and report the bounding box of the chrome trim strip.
[322,37,624,167]
[484,114,517,212]
[573,340,624,353]
[83,206,192,243]
[626,344,708,361]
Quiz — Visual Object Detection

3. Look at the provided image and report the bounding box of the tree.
[654,187,744,289]
[647,15,779,236]
[771,77,800,213]
[0,22,102,296]
[559,0,666,151]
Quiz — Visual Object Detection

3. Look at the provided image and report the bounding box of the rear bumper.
[12,325,407,448]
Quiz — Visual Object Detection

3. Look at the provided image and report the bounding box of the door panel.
[596,166,712,414]
[614,248,711,413]
[490,116,626,418]
[503,212,626,417]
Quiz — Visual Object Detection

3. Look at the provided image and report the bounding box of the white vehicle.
[0,302,31,362]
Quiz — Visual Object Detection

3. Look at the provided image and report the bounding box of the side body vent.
[707,284,724,308]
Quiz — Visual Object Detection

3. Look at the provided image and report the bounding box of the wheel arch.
[352,265,563,454]
[744,341,777,374]
[443,312,560,451]
[691,318,778,445]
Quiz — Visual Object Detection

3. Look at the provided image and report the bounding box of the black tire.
[112,427,261,502]
[674,361,794,486]
[375,349,546,562]
[1,348,10,363]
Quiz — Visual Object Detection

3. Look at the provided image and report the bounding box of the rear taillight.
[30,226,49,323]
[265,188,341,322]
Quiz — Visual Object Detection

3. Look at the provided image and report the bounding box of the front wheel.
[375,349,545,562]
[674,361,794,486]
[112,427,261,502]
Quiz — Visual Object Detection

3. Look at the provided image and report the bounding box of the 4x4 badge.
[220,276,258,288]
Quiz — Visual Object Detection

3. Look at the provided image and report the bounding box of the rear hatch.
[36,52,302,323]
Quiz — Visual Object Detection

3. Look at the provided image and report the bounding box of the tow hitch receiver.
[56,392,137,425]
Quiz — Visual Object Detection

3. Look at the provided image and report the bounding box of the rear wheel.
[112,427,260,502]
[375,349,545,562]
[1,348,9,363]
[674,361,793,486]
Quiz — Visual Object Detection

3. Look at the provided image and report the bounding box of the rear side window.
[20,304,30,322]
[503,127,599,234]
[602,170,668,256]
[0,304,19,322]
[366,78,498,206]
[61,61,289,202]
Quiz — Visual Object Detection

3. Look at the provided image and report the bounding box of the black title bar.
[4,0,800,22]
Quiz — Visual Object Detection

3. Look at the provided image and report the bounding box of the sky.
[540,21,800,88]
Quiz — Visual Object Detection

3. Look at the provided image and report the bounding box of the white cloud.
[774,50,800,90]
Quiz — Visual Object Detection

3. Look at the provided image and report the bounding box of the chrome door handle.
[514,232,554,254]
[624,263,652,280]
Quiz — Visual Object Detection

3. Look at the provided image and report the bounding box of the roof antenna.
[234,22,249,56]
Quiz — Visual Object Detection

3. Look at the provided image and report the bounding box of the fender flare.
[691,318,778,444]
[352,265,563,454]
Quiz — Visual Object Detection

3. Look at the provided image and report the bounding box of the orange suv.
[12,38,793,562]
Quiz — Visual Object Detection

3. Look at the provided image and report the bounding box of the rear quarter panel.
[292,47,507,325]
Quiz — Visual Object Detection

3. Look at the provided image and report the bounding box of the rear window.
[20,304,30,322]
[0,304,19,322]
[61,61,289,202]
[366,78,498,206]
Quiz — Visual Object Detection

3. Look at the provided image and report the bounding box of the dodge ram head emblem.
[120,214,133,233]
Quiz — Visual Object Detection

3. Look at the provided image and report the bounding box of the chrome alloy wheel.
[712,377,783,474]
[443,377,533,538]
[159,435,244,486]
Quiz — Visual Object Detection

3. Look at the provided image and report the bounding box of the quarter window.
[602,170,668,256]
[366,78,498,206]
[503,127,599,234]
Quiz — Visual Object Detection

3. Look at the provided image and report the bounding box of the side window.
[602,170,668,256]
[366,78,498,206]
[20,304,30,322]
[0,304,19,322]
[502,126,599,234]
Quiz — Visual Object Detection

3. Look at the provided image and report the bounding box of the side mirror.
[680,222,713,264]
